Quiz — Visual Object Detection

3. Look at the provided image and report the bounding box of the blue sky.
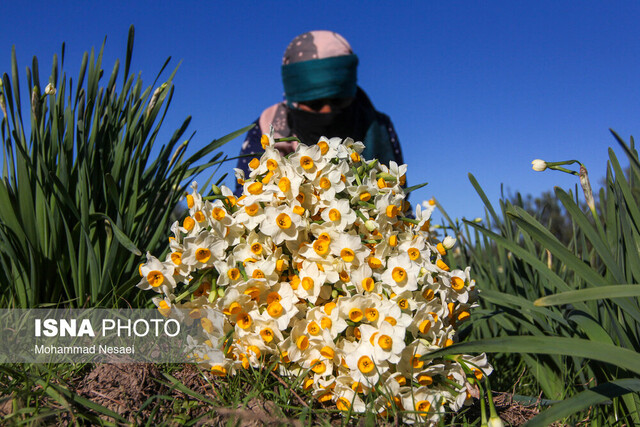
[2,2,639,225]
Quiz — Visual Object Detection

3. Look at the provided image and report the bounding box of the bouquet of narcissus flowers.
[138,134,491,423]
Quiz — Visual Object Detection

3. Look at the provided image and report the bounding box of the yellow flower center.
[340,248,355,263]
[349,308,364,323]
[415,400,431,416]
[296,335,309,351]
[412,355,424,369]
[249,158,260,170]
[324,302,336,315]
[245,203,259,216]
[350,152,361,162]
[261,171,274,184]
[458,311,470,321]
[378,334,393,350]
[368,257,382,269]
[451,276,465,291]
[385,316,397,326]
[183,216,195,231]
[392,267,407,283]
[249,243,263,256]
[307,321,321,336]
[244,286,260,300]
[194,210,205,222]
[362,277,375,292]
[320,316,332,330]
[423,288,435,300]
[313,239,329,256]
[318,140,329,155]
[147,271,164,288]
[339,270,350,282]
[195,248,211,263]
[473,368,483,380]
[267,301,283,317]
[328,208,341,222]
[252,270,265,279]
[266,159,278,171]
[336,397,351,411]
[311,359,326,374]
[170,252,182,266]
[357,355,374,373]
[300,156,314,170]
[359,192,371,202]
[248,182,263,195]
[419,319,431,334]
[227,268,241,281]
[319,177,331,190]
[386,205,399,218]
[260,134,269,149]
[365,308,379,322]
[408,248,420,261]
[437,259,450,271]
[212,207,226,221]
[290,274,300,289]
[278,177,291,193]
[388,235,398,247]
[266,292,281,305]
[418,374,433,386]
[320,346,335,359]
[211,365,227,377]
[293,205,305,215]
[276,213,292,229]
[302,277,314,290]
[186,194,194,209]
[260,328,274,343]
[397,298,409,310]
[237,313,252,330]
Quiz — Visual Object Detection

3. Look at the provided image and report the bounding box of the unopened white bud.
[44,83,56,96]
[531,159,547,172]
[364,220,377,232]
[443,236,456,250]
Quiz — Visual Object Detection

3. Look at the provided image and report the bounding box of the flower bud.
[443,236,456,250]
[217,287,225,297]
[364,220,377,232]
[44,83,56,96]
[579,165,596,212]
[531,159,547,171]
[211,184,221,195]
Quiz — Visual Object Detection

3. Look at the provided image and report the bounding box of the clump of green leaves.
[0,26,248,308]
[432,130,640,425]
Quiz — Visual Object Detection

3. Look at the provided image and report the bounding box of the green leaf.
[404,181,428,194]
[535,284,640,306]
[524,378,640,427]
[91,213,142,256]
[423,336,640,376]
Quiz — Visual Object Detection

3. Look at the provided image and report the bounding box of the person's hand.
[274,139,299,154]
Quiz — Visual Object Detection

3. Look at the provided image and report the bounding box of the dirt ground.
[2,363,550,426]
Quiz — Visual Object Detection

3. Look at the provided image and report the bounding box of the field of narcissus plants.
[1,27,639,426]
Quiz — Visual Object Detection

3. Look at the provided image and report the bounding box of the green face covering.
[281,54,359,103]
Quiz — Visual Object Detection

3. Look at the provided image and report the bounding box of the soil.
[1,363,552,426]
